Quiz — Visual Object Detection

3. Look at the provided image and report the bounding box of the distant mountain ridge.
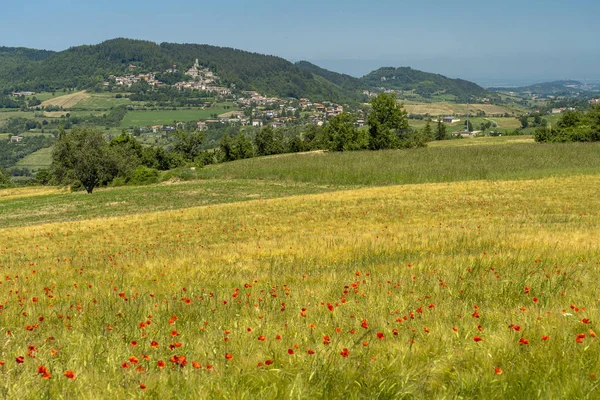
[0,38,490,103]
[489,80,600,95]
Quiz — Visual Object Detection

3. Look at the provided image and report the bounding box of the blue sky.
[2,0,599,85]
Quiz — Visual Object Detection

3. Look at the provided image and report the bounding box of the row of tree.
[49,94,426,193]
[535,105,600,142]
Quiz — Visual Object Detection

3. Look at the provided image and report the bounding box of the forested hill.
[295,61,368,92]
[0,38,491,102]
[361,67,488,101]
[0,46,55,87]
[0,38,361,103]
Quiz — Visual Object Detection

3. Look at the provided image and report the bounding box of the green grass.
[71,93,134,110]
[0,179,341,228]
[14,146,53,171]
[427,135,535,148]
[196,142,600,186]
[120,107,240,127]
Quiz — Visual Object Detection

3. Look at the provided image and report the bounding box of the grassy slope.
[0,175,599,398]
[196,142,600,186]
[14,146,53,171]
[5,141,600,227]
[0,179,341,228]
[120,107,240,127]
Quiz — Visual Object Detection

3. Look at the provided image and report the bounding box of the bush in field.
[129,165,160,185]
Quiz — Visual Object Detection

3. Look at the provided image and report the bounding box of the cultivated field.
[40,91,90,109]
[1,173,599,398]
[403,102,516,116]
[120,106,240,127]
[1,143,600,398]
[71,94,133,110]
[14,146,53,172]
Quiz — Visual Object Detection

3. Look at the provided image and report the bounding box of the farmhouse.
[10,135,24,142]
[590,99,600,105]
[12,91,35,97]
[443,116,460,123]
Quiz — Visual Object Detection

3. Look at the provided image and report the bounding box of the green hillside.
[361,66,488,101]
[295,60,368,92]
[0,39,360,103]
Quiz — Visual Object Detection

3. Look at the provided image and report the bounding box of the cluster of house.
[106,73,164,88]
[551,107,577,114]
[234,92,348,127]
[11,91,36,97]
[104,59,232,95]
[589,98,600,105]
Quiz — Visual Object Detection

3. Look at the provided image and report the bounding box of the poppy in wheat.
[64,370,76,379]
[225,353,234,361]
[519,338,529,345]
[340,348,350,358]
[473,336,482,342]
[495,367,503,375]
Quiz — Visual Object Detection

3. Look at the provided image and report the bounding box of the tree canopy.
[367,93,409,150]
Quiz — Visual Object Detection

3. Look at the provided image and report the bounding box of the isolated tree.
[465,120,474,132]
[422,119,433,141]
[367,93,409,150]
[51,127,115,194]
[435,118,447,140]
[519,116,529,129]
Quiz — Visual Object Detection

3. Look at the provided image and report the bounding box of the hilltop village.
[104,59,355,133]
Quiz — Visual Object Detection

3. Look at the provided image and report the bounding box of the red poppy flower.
[63,370,76,379]
[519,338,529,345]
[473,336,483,342]
[307,349,315,355]
[129,356,139,364]
[192,361,201,369]
[340,348,350,358]
[225,353,234,360]
[541,335,549,341]
[361,319,369,329]
[287,349,294,355]
[157,360,165,369]
[377,332,385,339]
[16,356,25,364]
[258,336,266,341]
[151,340,159,349]
[170,330,179,337]
[140,384,146,390]
[265,359,273,365]
[495,367,503,375]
